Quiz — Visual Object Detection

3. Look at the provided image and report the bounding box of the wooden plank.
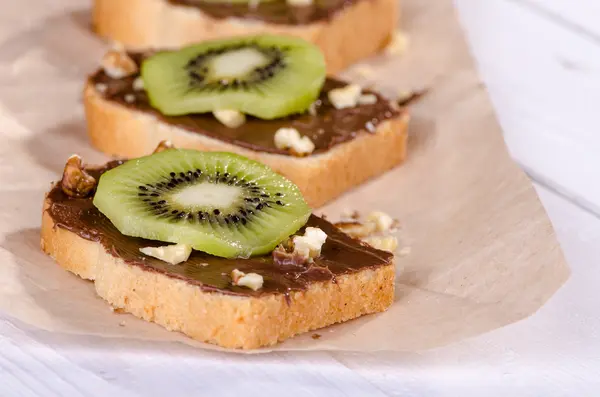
[455,0,600,212]
[517,0,600,41]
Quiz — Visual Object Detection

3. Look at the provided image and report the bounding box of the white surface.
[455,0,600,214]
[2,0,600,395]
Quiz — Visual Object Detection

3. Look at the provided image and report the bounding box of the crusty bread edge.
[92,0,398,74]
[40,199,395,350]
[83,83,409,208]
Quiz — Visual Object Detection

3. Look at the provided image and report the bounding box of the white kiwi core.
[172,183,242,211]
[208,48,270,81]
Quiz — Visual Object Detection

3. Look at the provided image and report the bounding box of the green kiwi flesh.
[141,34,326,120]
[93,149,311,258]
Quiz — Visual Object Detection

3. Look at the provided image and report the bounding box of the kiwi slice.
[93,150,311,258]
[141,35,326,120]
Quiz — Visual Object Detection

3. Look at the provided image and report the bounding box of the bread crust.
[83,83,409,208]
[92,0,398,74]
[40,199,395,350]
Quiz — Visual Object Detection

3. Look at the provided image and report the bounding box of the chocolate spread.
[90,53,401,156]
[46,162,393,298]
[167,0,358,26]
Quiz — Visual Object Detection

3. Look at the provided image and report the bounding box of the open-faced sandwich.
[41,146,399,349]
[84,34,409,207]
[92,0,399,73]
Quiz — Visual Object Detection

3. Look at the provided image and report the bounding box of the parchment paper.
[0,0,569,353]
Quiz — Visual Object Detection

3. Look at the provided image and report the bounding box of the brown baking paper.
[0,0,569,353]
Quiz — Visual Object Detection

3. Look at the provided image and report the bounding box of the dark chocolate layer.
[90,53,400,156]
[46,162,393,298]
[168,0,358,26]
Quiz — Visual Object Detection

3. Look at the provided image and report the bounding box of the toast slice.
[92,0,399,74]
[84,52,409,208]
[41,161,396,349]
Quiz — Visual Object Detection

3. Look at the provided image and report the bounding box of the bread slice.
[84,82,409,208]
[41,193,395,350]
[92,0,399,74]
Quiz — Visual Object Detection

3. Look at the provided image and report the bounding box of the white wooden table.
[2,0,600,395]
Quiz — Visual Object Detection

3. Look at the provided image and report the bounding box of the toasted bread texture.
[41,199,395,350]
[92,0,398,74]
[83,83,409,208]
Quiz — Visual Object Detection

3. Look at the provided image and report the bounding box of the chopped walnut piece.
[231,269,264,291]
[273,228,328,266]
[153,140,175,153]
[61,155,97,198]
[274,127,315,156]
[328,84,362,109]
[101,50,138,79]
[293,227,328,259]
[272,244,310,267]
[334,210,405,255]
[334,221,377,239]
[366,211,394,233]
[213,109,246,128]
[362,236,398,253]
[139,243,192,265]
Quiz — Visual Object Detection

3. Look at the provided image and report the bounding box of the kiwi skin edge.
[140,34,327,120]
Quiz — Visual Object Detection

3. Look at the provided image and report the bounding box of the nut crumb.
[139,244,192,265]
[308,101,318,116]
[311,333,322,340]
[119,321,126,327]
[132,77,145,91]
[328,84,362,109]
[101,50,138,79]
[95,83,107,94]
[293,227,328,260]
[366,211,394,232]
[231,269,264,291]
[124,94,135,103]
[385,31,409,56]
[274,127,315,156]
[213,109,246,128]
[362,235,398,253]
[272,244,309,267]
[153,140,174,153]
[273,227,328,266]
[334,210,403,255]
[334,221,377,239]
[61,155,96,198]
